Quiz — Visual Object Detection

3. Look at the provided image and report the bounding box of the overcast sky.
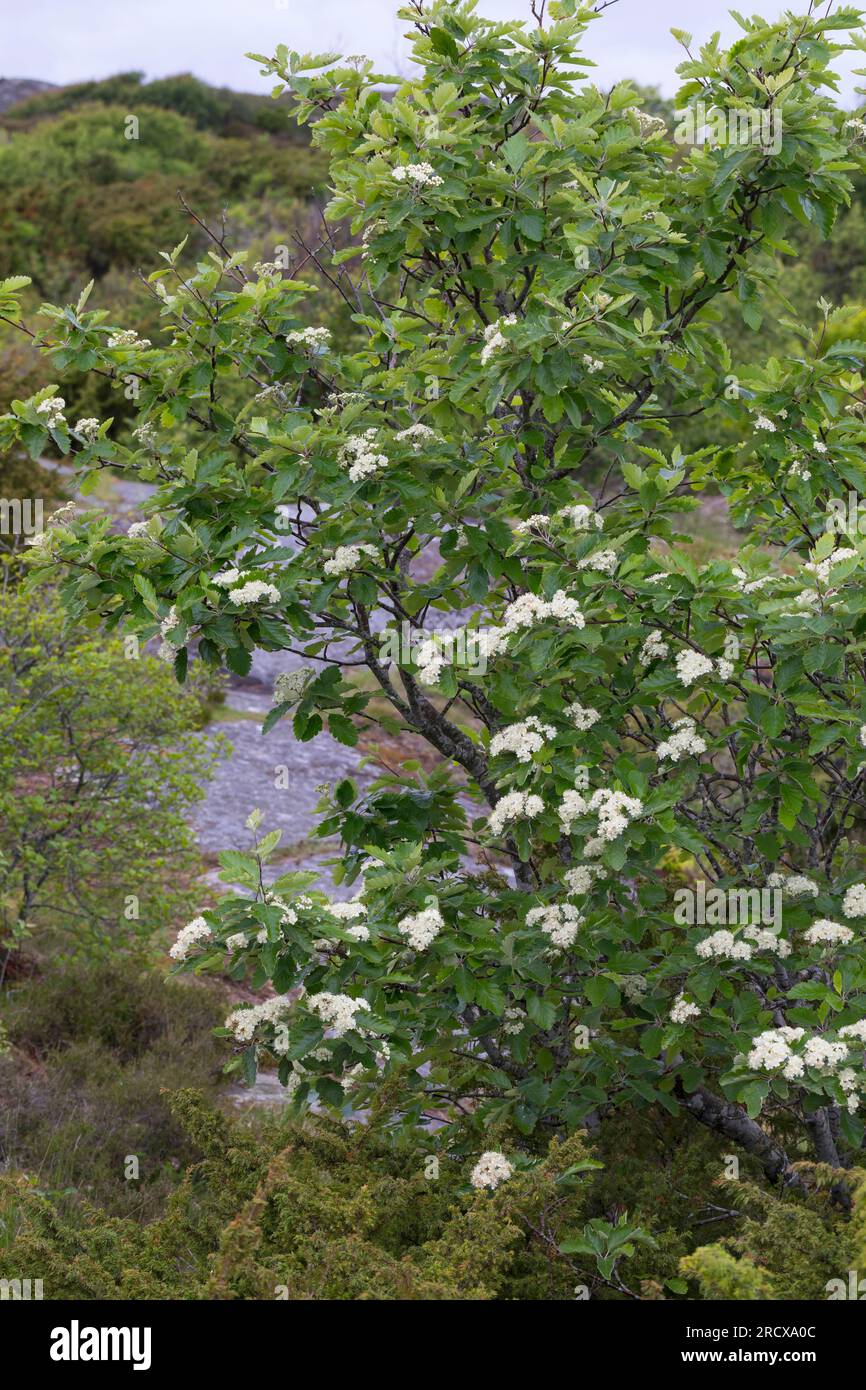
[2,0,862,104]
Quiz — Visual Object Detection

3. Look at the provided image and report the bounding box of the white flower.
[489,716,556,763]
[229,579,280,605]
[74,417,100,442]
[126,521,153,539]
[766,872,819,899]
[470,1151,513,1191]
[754,414,776,432]
[747,1026,805,1071]
[323,544,378,577]
[395,422,439,448]
[488,790,545,837]
[560,503,603,531]
[804,918,854,947]
[515,513,551,536]
[626,107,666,137]
[133,423,156,448]
[397,903,444,951]
[695,930,752,961]
[285,326,331,352]
[564,865,597,896]
[500,590,584,633]
[577,548,618,576]
[346,924,370,942]
[675,650,715,687]
[325,900,367,920]
[656,716,707,763]
[842,883,866,918]
[391,162,443,188]
[107,329,150,349]
[565,702,601,731]
[742,926,791,957]
[526,901,584,949]
[582,354,604,373]
[273,667,314,706]
[670,993,700,1024]
[226,993,294,1042]
[787,460,811,482]
[338,431,389,483]
[307,992,371,1037]
[839,1019,866,1043]
[638,630,669,666]
[169,916,212,960]
[503,1006,526,1035]
[35,396,66,428]
[480,314,517,366]
[803,1037,849,1070]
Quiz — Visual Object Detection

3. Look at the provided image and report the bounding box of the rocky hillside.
[0,79,57,113]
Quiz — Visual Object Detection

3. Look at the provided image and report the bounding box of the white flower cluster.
[656,716,707,763]
[323,543,378,577]
[253,260,283,277]
[500,589,585,633]
[788,460,811,482]
[731,565,775,595]
[489,716,556,763]
[169,916,212,960]
[803,919,854,947]
[639,629,669,666]
[670,993,700,1024]
[133,423,156,448]
[488,790,545,837]
[36,396,66,428]
[626,107,666,137]
[743,925,791,957]
[675,649,715,688]
[564,864,600,896]
[766,872,819,899]
[392,161,443,187]
[582,354,604,373]
[285,326,331,352]
[308,992,371,1037]
[211,568,241,588]
[804,548,858,585]
[839,1019,866,1043]
[395,423,439,448]
[562,503,603,531]
[577,548,618,576]
[695,930,752,961]
[397,903,444,951]
[514,514,552,536]
[842,883,866,918]
[226,994,294,1043]
[480,314,517,365]
[273,667,314,707]
[470,1151,513,1191]
[754,414,776,432]
[558,787,643,841]
[126,520,154,540]
[339,430,389,483]
[747,1026,855,1086]
[74,417,100,442]
[229,579,280,606]
[503,1006,525,1036]
[844,116,866,141]
[526,901,584,949]
[565,702,600,731]
[107,329,150,348]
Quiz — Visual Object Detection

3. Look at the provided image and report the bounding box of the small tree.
[0,584,217,962]
[5,1,866,1185]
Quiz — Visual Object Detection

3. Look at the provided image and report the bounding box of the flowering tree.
[6,0,866,1188]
